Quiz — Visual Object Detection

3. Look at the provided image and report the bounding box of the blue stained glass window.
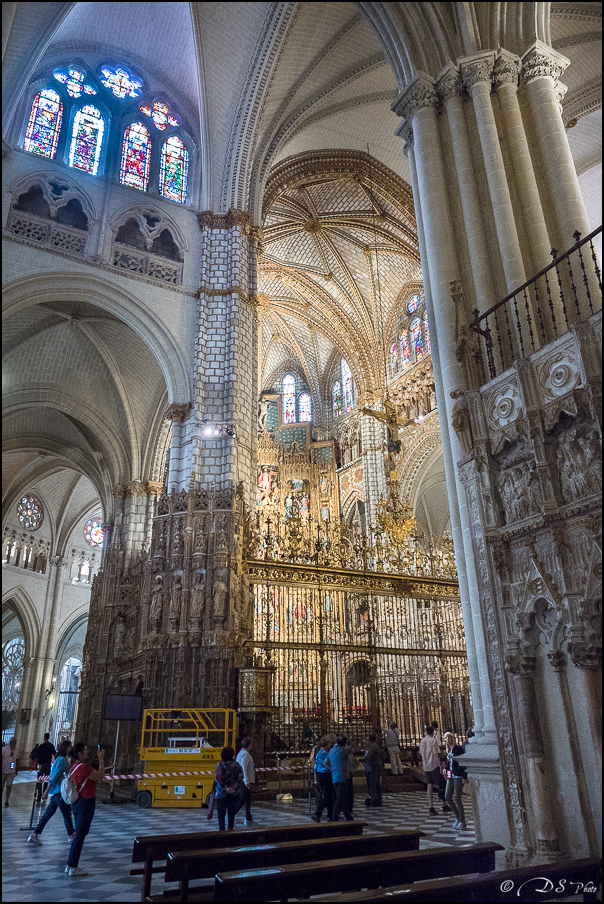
[423,311,431,353]
[159,135,188,203]
[333,381,343,417]
[84,519,104,548]
[24,89,63,158]
[411,316,423,361]
[139,100,180,131]
[282,374,296,423]
[299,393,312,423]
[100,66,143,99]
[120,122,151,191]
[407,294,420,314]
[53,68,96,98]
[390,340,398,372]
[401,329,411,368]
[69,104,104,174]
[342,359,353,412]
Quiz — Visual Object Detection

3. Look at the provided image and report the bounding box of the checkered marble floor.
[2,775,474,902]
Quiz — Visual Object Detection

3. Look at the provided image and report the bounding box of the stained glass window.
[100,66,143,99]
[139,100,180,131]
[120,122,151,191]
[24,90,63,158]
[159,136,188,203]
[407,294,420,314]
[53,68,96,98]
[390,340,398,372]
[411,316,423,361]
[299,393,312,423]
[333,381,343,417]
[69,104,104,174]
[282,374,296,424]
[84,519,104,548]
[423,310,431,353]
[401,329,411,368]
[342,359,354,412]
[17,495,43,531]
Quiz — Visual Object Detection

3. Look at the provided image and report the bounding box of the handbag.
[61,764,88,805]
[206,780,216,820]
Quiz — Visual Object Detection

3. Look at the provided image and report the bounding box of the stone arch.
[2,586,41,662]
[9,169,97,223]
[111,203,189,254]
[2,272,191,406]
[53,614,87,680]
[396,425,442,503]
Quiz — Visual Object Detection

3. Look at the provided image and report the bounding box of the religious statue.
[150,574,164,620]
[450,389,474,455]
[361,397,411,455]
[113,614,126,659]
[213,567,229,615]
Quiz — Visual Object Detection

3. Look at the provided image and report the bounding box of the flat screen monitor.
[102,694,143,721]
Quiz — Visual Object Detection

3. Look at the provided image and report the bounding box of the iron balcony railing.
[469,226,602,383]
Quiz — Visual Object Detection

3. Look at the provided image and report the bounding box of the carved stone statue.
[150,574,164,620]
[450,390,474,455]
[114,615,126,659]
[213,567,229,615]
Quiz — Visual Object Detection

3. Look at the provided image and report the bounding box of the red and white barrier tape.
[36,764,307,782]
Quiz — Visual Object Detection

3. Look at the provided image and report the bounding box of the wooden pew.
[132,820,366,901]
[165,830,425,902]
[213,841,504,902]
[306,856,602,902]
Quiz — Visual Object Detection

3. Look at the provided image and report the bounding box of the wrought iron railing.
[469,227,602,383]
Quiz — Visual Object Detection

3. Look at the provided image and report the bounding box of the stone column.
[436,65,496,315]
[521,41,591,250]
[165,403,192,493]
[358,399,389,526]
[506,654,560,860]
[493,51,553,276]
[393,79,496,742]
[460,52,527,295]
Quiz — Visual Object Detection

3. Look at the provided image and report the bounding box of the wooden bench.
[213,841,504,902]
[306,856,602,902]
[132,820,366,901]
[165,830,425,902]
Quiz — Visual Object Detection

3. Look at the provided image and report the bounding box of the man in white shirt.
[235,737,255,825]
[382,722,403,775]
[418,725,441,815]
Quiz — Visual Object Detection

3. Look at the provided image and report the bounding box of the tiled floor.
[2,774,474,902]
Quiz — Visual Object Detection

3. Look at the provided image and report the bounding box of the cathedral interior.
[2,0,602,869]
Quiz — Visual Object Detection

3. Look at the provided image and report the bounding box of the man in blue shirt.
[326,735,352,821]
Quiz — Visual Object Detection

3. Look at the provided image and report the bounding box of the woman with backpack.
[214,746,243,831]
[444,732,468,830]
[27,740,75,846]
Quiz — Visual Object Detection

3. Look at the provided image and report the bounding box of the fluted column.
[493,51,553,275]
[461,52,526,294]
[393,80,496,740]
[521,41,591,249]
[436,65,496,315]
[506,653,560,860]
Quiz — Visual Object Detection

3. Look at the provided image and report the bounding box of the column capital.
[197,207,251,232]
[435,63,463,104]
[505,651,536,676]
[547,649,567,672]
[165,402,192,423]
[521,40,570,85]
[395,120,414,155]
[124,480,147,498]
[460,51,496,92]
[493,50,520,91]
[145,480,164,497]
[391,71,438,123]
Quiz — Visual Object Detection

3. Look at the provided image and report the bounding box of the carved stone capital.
[568,641,602,670]
[460,52,496,91]
[197,208,251,232]
[521,41,570,85]
[113,484,127,498]
[505,652,536,676]
[392,72,439,122]
[125,480,147,498]
[493,52,520,90]
[547,649,567,672]
[395,120,414,156]
[49,555,69,568]
[145,480,164,497]
[165,402,191,423]
[436,65,463,104]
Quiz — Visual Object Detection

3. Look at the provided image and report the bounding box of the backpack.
[61,763,88,805]
[220,761,242,795]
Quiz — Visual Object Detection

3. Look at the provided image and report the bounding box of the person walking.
[32,733,56,802]
[65,741,106,877]
[214,746,243,832]
[444,734,468,830]
[235,737,255,825]
[362,734,383,807]
[418,724,441,815]
[311,736,334,822]
[383,721,403,775]
[326,735,352,821]
[28,740,75,845]
[2,736,19,807]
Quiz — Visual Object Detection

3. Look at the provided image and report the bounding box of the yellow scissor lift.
[136,708,236,808]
